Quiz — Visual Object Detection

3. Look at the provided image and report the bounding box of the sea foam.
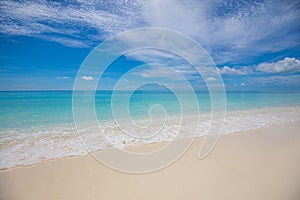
[1,106,299,169]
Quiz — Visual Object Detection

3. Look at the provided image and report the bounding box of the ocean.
[0,91,300,169]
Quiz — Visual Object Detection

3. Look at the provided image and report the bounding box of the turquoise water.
[1,91,300,129]
[0,91,300,169]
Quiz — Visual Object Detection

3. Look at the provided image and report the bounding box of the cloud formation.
[218,66,253,76]
[219,57,300,75]
[56,76,69,79]
[256,57,300,74]
[0,0,142,47]
[206,77,216,82]
[1,0,299,64]
[134,65,194,80]
[82,76,94,81]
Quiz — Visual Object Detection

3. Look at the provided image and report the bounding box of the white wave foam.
[0,106,299,169]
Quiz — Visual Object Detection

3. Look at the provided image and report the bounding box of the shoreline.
[1,122,300,199]
[1,105,299,170]
[1,120,299,172]
[1,120,298,172]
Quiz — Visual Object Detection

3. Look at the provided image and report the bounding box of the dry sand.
[1,122,300,200]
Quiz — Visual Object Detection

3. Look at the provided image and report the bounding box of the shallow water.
[0,91,300,169]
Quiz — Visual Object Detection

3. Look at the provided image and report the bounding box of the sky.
[0,0,300,91]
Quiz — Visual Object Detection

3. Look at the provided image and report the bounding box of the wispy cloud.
[252,74,300,90]
[133,65,193,80]
[82,76,94,81]
[128,0,300,64]
[56,76,69,80]
[0,0,142,47]
[206,77,216,82]
[126,49,179,64]
[218,66,253,76]
[1,0,299,64]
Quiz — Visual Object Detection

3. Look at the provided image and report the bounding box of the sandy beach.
[1,0,300,199]
[1,122,300,200]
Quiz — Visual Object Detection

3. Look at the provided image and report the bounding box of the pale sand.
[1,122,300,200]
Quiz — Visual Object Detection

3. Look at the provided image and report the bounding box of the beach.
[1,122,300,200]
[1,0,300,199]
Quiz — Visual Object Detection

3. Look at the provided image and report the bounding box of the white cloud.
[126,49,179,63]
[130,64,200,82]
[45,36,89,48]
[0,0,142,47]
[0,0,299,63]
[218,66,253,75]
[135,65,183,80]
[56,76,69,80]
[219,57,300,75]
[206,77,216,82]
[138,0,300,64]
[256,57,300,74]
[82,76,94,81]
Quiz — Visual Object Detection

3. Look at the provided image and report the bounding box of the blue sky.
[0,0,300,91]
